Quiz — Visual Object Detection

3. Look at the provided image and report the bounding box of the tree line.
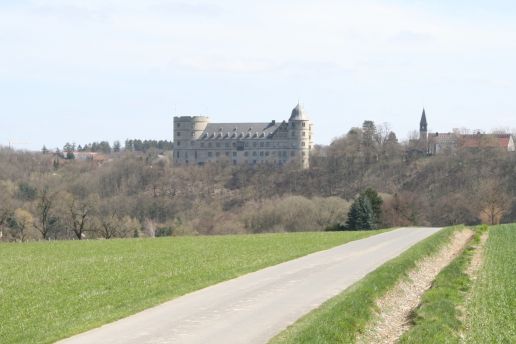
[1,121,514,242]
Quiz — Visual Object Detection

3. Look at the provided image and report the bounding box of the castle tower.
[173,116,209,165]
[288,103,313,169]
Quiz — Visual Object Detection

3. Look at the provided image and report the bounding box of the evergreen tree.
[361,188,383,226]
[113,140,121,153]
[41,146,49,155]
[346,194,375,230]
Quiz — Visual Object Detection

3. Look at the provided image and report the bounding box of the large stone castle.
[173,103,314,168]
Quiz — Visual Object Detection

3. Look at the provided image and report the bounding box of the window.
[252,151,257,156]
[253,142,258,147]
[216,152,220,157]
[260,151,264,156]
[225,152,230,157]
[260,142,264,147]
[176,151,180,158]
[291,151,295,156]
[208,142,212,148]
[302,122,306,127]
[233,152,237,157]
[244,152,249,157]
[302,132,306,137]
[302,142,305,147]
[225,143,230,148]
[216,142,221,148]
[177,141,181,146]
[201,142,205,148]
[208,152,212,157]
[265,151,269,156]
[177,123,181,128]
[177,132,181,137]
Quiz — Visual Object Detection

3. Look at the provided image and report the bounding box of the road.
[57,227,441,344]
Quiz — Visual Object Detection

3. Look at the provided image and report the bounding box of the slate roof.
[200,121,282,139]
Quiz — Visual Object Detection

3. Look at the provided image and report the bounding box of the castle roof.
[199,121,282,139]
[289,103,309,121]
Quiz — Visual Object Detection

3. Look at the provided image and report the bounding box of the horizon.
[1,1,515,150]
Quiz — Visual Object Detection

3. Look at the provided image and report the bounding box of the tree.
[476,180,510,225]
[33,187,57,240]
[13,208,33,242]
[41,145,49,154]
[346,195,375,230]
[113,140,121,153]
[63,193,98,240]
[361,188,383,226]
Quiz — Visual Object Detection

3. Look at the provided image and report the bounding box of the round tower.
[288,103,312,168]
[173,116,209,164]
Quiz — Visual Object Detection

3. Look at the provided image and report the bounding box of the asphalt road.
[57,227,441,344]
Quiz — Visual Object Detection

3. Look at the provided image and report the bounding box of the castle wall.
[173,114,313,168]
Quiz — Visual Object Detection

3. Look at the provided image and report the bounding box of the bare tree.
[33,187,56,240]
[477,180,510,225]
[66,194,98,240]
[14,208,33,242]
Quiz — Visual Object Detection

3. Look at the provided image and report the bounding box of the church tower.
[419,108,428,140]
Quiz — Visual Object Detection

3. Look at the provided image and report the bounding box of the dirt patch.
[356,229,474,344]
[465,232,488,278]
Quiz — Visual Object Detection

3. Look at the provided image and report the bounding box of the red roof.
[461,134,512,149]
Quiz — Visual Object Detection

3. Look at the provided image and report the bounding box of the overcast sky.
[1,0,515,150]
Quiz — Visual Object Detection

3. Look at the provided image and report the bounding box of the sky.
[1,0,515,150]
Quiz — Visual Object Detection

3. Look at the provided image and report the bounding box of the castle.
[417,109,515,154]
[173,103,314,168]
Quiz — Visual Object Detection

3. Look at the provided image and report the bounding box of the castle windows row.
[176,141,311,149]
[176,150,307,159]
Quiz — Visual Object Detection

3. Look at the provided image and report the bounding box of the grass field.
[397,227,482,343]
[464,224,516,343]
[0,230,386,344]
[271,226,457,344]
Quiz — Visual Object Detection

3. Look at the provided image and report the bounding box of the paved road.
[57,227,441,344]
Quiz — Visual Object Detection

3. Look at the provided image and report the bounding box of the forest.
[1,122,515,241]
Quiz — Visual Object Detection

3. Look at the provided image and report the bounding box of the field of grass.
[464,224,516,343]
[0,230,386,344]
[271,226,458,344]
[397,227,483,343]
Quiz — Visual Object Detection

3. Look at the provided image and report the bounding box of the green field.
[271,227,457,344]
[0,230,385,344]
[397,227,481,343]
[464,224,516,343]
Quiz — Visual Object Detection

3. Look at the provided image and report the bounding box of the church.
[417,109,515,154]
[173,103,314,168]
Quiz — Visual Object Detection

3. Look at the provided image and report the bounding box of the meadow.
[464,224,516,343]
[0,230,385,344]
[271,226,457,344]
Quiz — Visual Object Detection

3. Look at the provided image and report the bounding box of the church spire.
[420,108,427,132]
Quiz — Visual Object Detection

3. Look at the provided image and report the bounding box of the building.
[461,133,515,152]
[417,110,515,154]
[173,103,314,168]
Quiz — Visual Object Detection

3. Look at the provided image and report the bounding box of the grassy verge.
[271,226,458,344]
[0,230,387,344]
[397,227,484,343]
[464,224,516,343]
